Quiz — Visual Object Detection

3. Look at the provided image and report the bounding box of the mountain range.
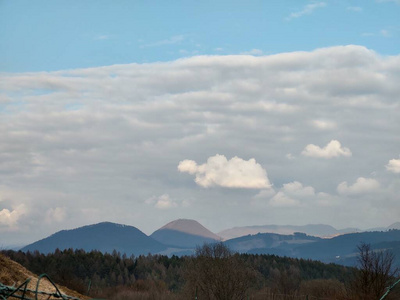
[20,219,400,267]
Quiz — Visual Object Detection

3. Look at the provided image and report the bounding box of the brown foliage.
[300,279,346,299]
[350,243,399,300]
[184,243,258,300]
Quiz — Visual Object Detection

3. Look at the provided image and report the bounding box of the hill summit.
[21,222,166,256]
[159,219,221,239]
[151,219,221,249]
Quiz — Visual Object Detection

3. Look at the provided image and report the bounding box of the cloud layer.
[1,45,400,244]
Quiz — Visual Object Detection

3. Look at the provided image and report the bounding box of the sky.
[1,0,400,247]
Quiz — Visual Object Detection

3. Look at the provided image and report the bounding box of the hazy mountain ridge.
[224,232,320,253]
[218,224,361,240]
[20,220,400,267]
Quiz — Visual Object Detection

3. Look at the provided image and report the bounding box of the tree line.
[1,242,399,299]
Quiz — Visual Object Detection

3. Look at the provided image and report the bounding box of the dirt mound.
[0,254,88,299]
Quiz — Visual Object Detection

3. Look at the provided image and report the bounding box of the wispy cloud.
[94,35,110,40]
[240,49,263,56]
[141,35,185,48]
[362,29,392,37]
[347,6,363,12]
[286,2,326,20]
[376,0,400,4]
[380,29,391,37]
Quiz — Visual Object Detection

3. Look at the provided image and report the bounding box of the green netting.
[0,274,80,300]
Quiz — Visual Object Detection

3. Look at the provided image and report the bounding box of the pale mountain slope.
[218,224,361,240]
[151,219,221,249]
[157,219,221,240]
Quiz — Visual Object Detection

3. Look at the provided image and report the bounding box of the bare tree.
[184,243,257,300]
[351,243,399,300]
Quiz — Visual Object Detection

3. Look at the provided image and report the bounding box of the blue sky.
[1,0,399,72]
[1,1,400,246]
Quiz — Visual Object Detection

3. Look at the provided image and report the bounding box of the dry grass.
[0,254,88,300]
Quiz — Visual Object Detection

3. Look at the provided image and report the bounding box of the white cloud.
[386,158,400,173]
[178,154,271,189]
[145,194,178,210]
[269,192,300,207]
[286,2,326,20]
[337,177,381,195]
[282,181,315,197]
[302,140,352,158]
[0,204,26,229]
[254,188,276,199]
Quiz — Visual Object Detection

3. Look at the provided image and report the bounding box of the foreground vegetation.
[2,243,399,299]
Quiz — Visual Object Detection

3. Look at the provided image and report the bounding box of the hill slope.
[292,229,400,265]
[0,254,86,299]
[223,229,400,267]
[21,222,166,256]
[151,219,221,248]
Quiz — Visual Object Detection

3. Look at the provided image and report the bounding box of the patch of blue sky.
[29,89,56,96]
[0,101,26,114]
[0,0,399,72]
[64,103,84,111]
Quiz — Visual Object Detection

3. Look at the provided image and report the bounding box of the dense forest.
[1,243,399,299]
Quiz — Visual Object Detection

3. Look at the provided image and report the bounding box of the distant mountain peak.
[21,221,166,256]
[387,222,400,230]
[158,219,220,240]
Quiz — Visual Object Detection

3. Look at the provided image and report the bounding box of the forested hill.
[292,229,400,265]
[1,248,355,299]
[21,222,167,256]
[224,230,400,267]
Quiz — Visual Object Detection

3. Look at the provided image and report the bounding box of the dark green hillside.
[225,232,320,253]
[151,228,218,248]
[293,229,400,265]
[21,222,167,256]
